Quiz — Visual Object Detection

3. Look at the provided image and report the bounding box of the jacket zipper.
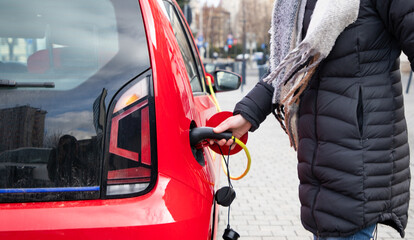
[357,86,364,138]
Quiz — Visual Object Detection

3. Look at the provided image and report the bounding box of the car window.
[0,0,151,203]
[162,1,203,93]
[0,1,120,90]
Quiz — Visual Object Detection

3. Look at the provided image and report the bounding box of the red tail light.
[104,75,156,197]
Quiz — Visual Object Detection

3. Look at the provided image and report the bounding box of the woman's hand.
[210,114,252,148]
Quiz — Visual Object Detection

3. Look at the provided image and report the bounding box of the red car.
[0,0,241,239]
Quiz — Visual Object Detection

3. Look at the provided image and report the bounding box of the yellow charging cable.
[206,75,251,180]
[207,76,222,112]
[220,136,251,180]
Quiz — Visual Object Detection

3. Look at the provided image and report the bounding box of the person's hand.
[209,114,252,148]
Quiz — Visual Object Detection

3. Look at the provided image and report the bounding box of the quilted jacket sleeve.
[372,0,414,68]
[233,80,274,132]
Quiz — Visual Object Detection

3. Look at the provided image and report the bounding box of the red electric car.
[0,0,241,239]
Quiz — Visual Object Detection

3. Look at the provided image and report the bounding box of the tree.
[235,0,272,52]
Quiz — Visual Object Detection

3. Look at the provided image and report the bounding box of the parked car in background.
[0,0,241,239]
[235,53,250,61]
[252,52,264,62]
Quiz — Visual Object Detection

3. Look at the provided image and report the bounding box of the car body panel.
[141,0,219,198]
[0,174,212,239]
[0,0,221,239]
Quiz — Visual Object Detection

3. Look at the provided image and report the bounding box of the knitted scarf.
[264,0,360,150]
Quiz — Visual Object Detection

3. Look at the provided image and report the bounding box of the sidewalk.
[215,65,414,240]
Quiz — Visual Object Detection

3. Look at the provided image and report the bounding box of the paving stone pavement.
[215,65,414,240]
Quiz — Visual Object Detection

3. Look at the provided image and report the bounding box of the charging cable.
[215,142,235,232]
[207,75,222,112]
[206,75,251,180]
[220,137,251,180]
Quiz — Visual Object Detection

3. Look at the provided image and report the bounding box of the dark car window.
[0,0,151,202]
[162,1,204,93]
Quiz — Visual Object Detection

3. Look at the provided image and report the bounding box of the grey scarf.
[264,0,360,150]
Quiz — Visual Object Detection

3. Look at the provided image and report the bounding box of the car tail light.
[104,75,156,197]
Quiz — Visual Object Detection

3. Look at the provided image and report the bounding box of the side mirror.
[213,70,242,92]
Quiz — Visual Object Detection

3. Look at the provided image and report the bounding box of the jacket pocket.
[356,86,364,137]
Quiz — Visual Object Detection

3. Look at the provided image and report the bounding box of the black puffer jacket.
[234,0,412,237]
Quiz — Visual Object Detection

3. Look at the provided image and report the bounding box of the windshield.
[0,0,150,202]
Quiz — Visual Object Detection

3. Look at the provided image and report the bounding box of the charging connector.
[189,127,233,147]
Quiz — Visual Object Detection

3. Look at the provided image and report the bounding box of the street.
[216,66,414,240]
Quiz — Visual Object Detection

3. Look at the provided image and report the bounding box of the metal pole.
[198,0,204,60]
[241,0,247,92]
[407,71,413,94]
[199,1,203,37]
